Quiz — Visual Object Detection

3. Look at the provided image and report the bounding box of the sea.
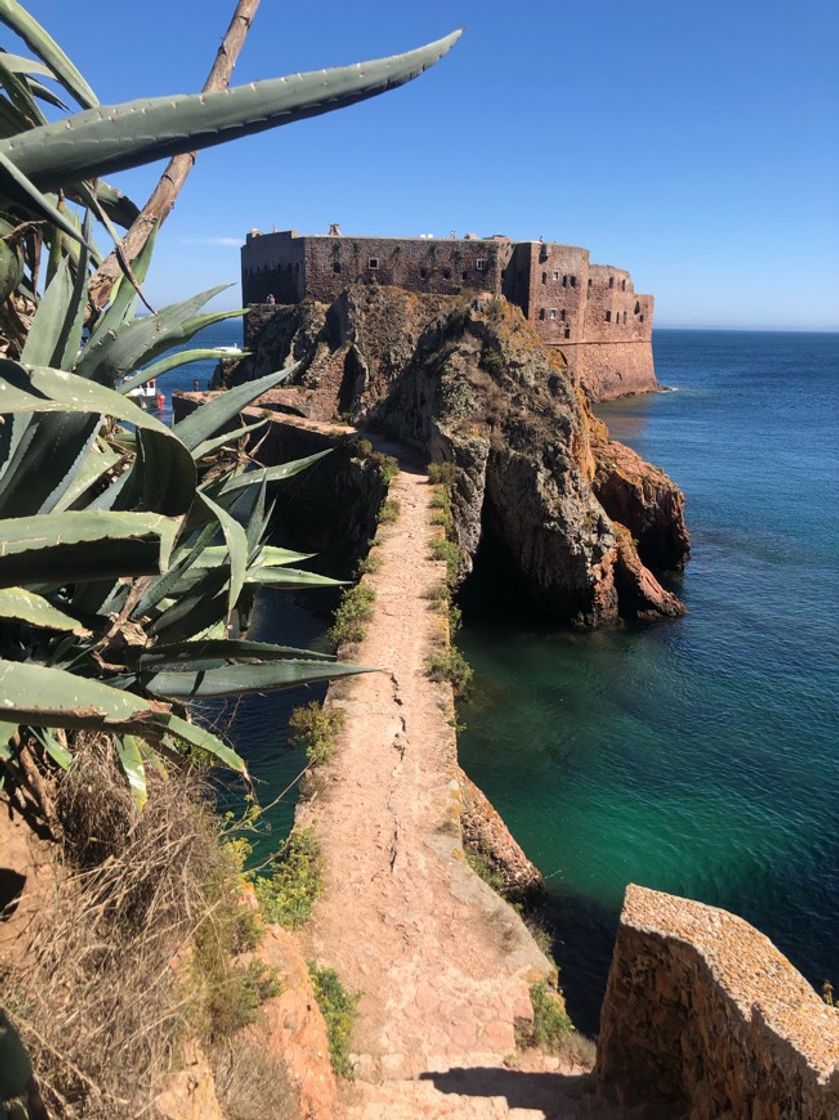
[162,323,839,1036]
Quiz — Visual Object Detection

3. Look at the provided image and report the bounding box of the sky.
[11,1,839,329]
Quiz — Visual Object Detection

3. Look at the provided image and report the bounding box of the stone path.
[292,429,603,1118]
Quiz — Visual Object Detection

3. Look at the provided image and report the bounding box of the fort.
[240,228,658,399]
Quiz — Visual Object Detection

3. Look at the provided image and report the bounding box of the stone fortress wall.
[241,229,657,398]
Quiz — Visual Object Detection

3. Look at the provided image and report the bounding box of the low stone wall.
[596,884,839,1119]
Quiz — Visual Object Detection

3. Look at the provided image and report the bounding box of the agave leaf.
[68,177,140,228]
[0,149,94,254]
[198,490,246,625]
[138,638,336,669]
[57,206,92,368]
[144,658,368,700]
[0,52,55,78]
[0,658,163,731]
[157,711,245,774]
[26,76,67,111]
[53,440,121,512]
[120,347,250,396]
[216,448,332,499]
[131,521,217,618]
[76,283,232,385]
[0,0,99,109]
[194,544,314,568]
[32,726,72,770]
[0,360,196,515]
[0,54,45,128]
[191,415,266,460]
[0,586,88,632]
[83,222,157,354]
[116,734,147,809]
[0,719,16,753]
[246,566,345,589]
[0,509,179,587]
[174,366,294,451]
[148,565,229,643]
[20,254,73,365]
[0,31,461,191]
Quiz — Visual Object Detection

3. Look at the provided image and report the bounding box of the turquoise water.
[457,330,839,1034]
[165,323,839,1033]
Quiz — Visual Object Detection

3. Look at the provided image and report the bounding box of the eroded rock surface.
[221,288,689,627]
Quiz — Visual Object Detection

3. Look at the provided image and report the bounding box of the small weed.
[355,553,380,576]
[431,506,454,532]
[355,439,400,485]
[201,958,281,1040]
[425,647,473,692]
[518,981,572,1052]
[430,537,461,584]
[823,980,835,1007]
[288,702,345,767]
[378,498,400,524]
[427,461,458,486]
[254,828,323,930]
[465,849,506,894]
[429,487,451,510]
[329,583,376,647]
[309,966,360,1079]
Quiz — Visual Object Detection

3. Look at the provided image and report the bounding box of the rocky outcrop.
[458,769,544,906]
[596,884,839,1120]
[222,287,690,626]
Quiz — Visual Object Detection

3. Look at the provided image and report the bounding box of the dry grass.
[1,737,266,1120]
[213,1040,295,1120]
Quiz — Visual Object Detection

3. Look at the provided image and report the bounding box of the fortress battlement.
[241,229,658,398]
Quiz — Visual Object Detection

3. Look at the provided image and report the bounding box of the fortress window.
[639,314,645,322]
[588,277,593,288]
[634,301,641,314]
[538,308,546,320]
[564,327,571,339]
[368,257,379,270]
[443,268,452,279]
[562,275,568,287]
[333,262,342,274]
[476,258,487,271]
[560,309,566,321]
[553,270,560,281]
[623,311,627,323]
[462,271,469,280]
[608,276,614,289]
[549,308,558,320]
[605,310,612,322]
[570,276,577,287]
[542,272,547,284]
[622,279,626,291]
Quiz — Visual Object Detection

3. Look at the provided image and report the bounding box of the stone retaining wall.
[596,884,839,1119]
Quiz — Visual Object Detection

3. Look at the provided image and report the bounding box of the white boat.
[125,378,163,410]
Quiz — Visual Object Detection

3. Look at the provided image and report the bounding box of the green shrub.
[427,461,458,486]
[520,980,571,1052]
[425,647,472,692]
[378,498,400,524]
[329,584,376,647]
[465,849,505,894]
[309,966,360,1078]
[254,828,323,930]
[481,349,505,377]
[200,957,282,1041]
[288,702,345,767]
[355,440,400,485]
[429,486,451,511]
[430,537,461,584]
[355,553,381,576]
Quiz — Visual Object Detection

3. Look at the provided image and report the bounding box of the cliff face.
[596,885,839,1120]
[221,288,690,626]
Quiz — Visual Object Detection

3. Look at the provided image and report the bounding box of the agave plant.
[0,4,460,811]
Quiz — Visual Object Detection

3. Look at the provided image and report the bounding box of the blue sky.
[12,1,839,329]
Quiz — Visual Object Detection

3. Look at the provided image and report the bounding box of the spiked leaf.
[0,0,99,108]
[0,31,462,192]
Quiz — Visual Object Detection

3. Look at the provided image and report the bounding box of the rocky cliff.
[219,288,689,626]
